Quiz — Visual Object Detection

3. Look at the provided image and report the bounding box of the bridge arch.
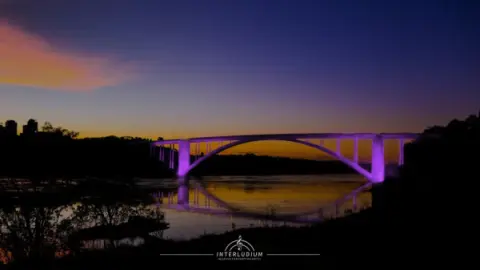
[187,138,373,181]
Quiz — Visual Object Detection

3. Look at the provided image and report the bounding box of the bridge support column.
[177,140,191,206]
[371,135,386,217]
[371,135,385,183]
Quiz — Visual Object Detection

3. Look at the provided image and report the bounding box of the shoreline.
[48,209,377,268]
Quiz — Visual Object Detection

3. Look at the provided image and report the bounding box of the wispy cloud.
[0,20,135,91]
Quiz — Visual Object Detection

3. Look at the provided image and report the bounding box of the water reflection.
[148,174,371,239]
[0,178,168,264]
[0,175,371,263]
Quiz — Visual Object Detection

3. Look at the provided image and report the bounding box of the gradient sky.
[0,0,479,159]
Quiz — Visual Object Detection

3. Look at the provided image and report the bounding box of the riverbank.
[0,177,434,268]
[3,210,372,269]
[7,206,433,270]
[62,211,445,269]
[0,181,440,270]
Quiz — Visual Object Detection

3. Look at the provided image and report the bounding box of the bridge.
[150,133,418,222]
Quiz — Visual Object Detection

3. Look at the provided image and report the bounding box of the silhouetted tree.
[378,112,480,235]
[0,179,77,264]
[41,121,79,139]
[0,178,168,265]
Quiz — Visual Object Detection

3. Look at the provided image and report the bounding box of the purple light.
[155,133,415,202]
[176,140,191,205]
[154,133,416,219]
[371,135,385,183]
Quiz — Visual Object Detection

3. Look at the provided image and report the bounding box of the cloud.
[0,20,135,91]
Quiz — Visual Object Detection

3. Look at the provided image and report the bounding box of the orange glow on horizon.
[0,21,135,91]
[192,139,406,162]
[78,131,406,162]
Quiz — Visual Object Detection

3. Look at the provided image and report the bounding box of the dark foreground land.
[3,208,444,269]
[58,213,378,269]
[2,112,480,268]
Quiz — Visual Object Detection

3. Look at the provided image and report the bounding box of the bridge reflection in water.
[145,175,372,238]
[148,133,417,237]
[151,133,416,211]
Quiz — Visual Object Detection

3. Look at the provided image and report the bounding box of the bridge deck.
[154,133,418,144]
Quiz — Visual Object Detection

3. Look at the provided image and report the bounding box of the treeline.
[0,124,170,178]
[372,111,480,250]
[0,122,355,179]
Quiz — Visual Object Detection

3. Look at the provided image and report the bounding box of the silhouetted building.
[22,119,38,135]
[5,120,18,136]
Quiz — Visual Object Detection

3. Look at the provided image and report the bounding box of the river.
[0,174,372,261]
[137,174,371,240]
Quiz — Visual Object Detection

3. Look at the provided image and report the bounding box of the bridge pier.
[177,140,191,206]
[149,133,418,211]
[370,135,388,217]
[371,135,385,183]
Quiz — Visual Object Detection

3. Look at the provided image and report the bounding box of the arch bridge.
[150,133,418,222]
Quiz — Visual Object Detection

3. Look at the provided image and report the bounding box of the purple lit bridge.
[150,133,418,223]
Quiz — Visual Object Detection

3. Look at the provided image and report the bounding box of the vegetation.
[0,178,169,267]
[1,111,479,268]
[0,119,357,179]
[377,112,480,223]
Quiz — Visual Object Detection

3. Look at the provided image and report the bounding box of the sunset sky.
[0,0,479,159]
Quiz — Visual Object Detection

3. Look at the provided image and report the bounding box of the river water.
[137,174,371,240]
[0,174,372,261]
